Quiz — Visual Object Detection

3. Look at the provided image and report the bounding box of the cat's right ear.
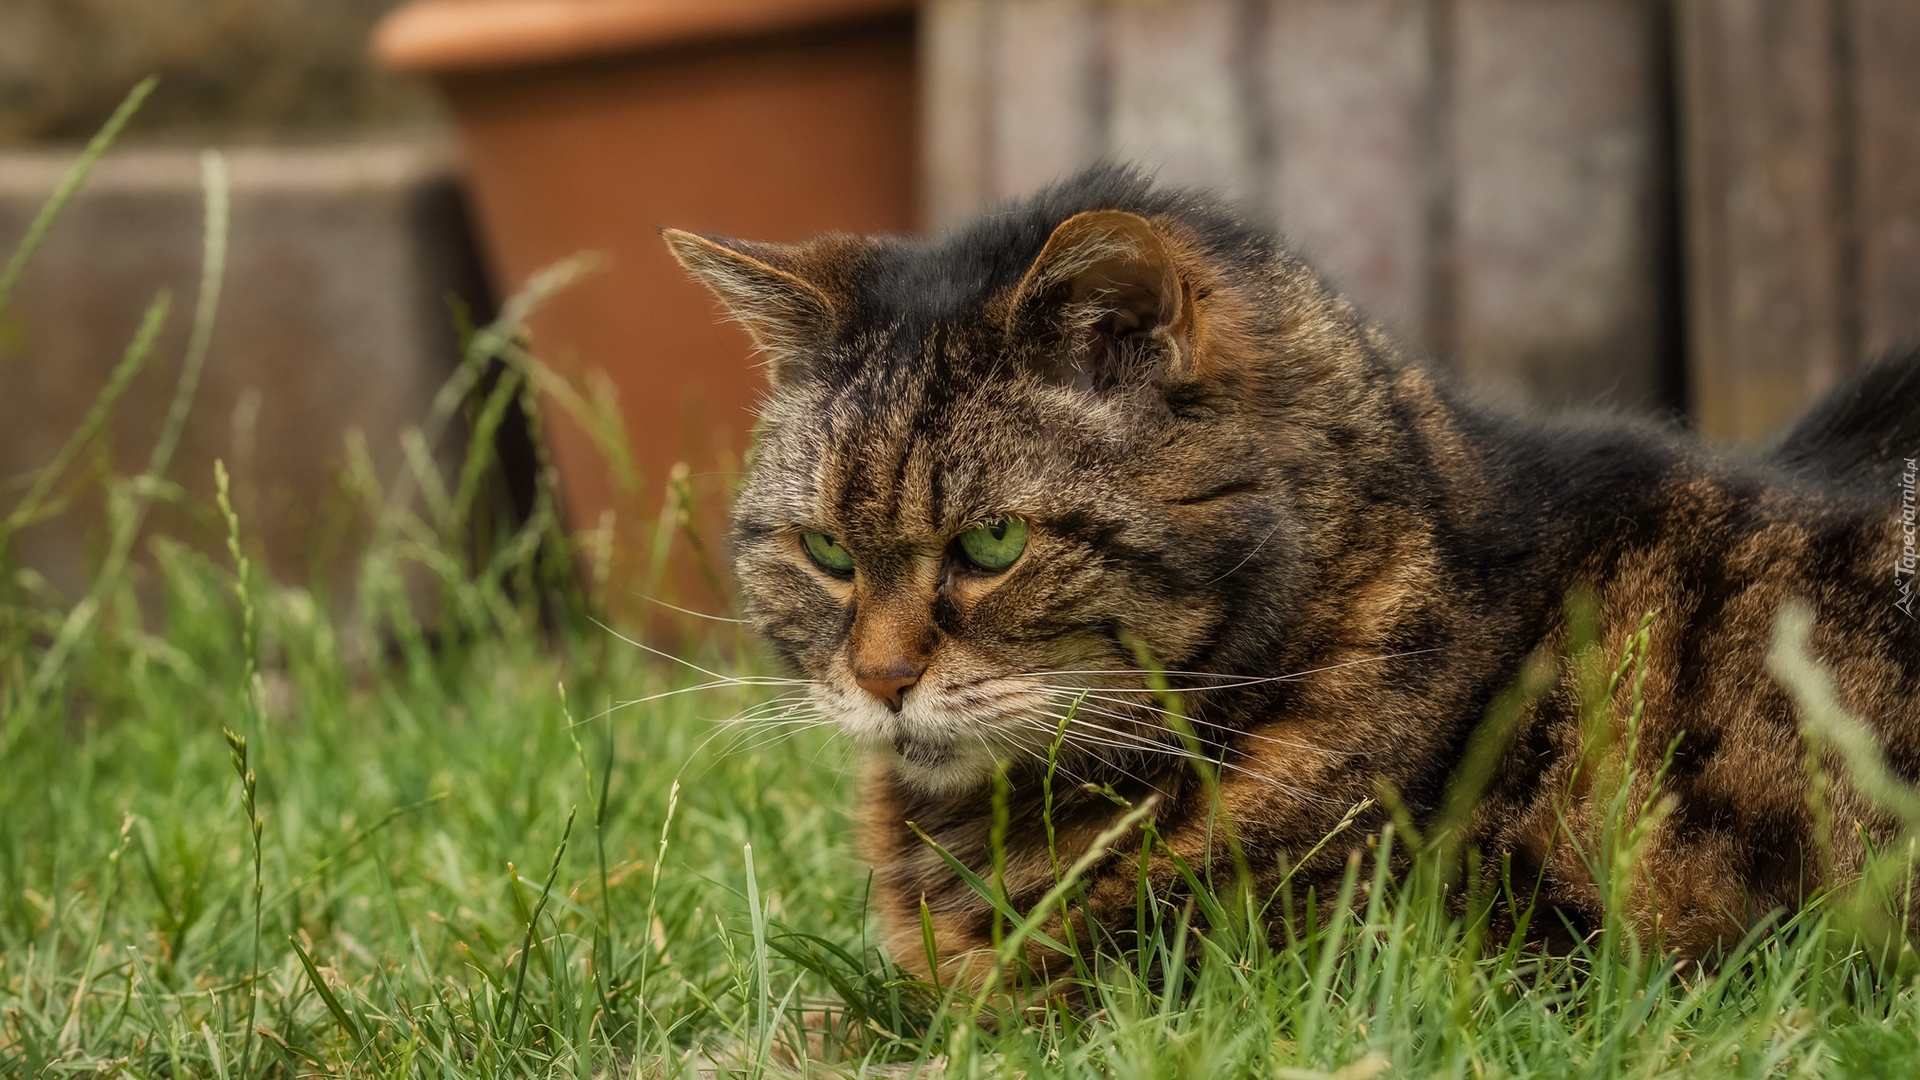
[662,229,838,384]
[1005,209,1195,388]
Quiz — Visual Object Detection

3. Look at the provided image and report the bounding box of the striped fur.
[666,167,1920,983]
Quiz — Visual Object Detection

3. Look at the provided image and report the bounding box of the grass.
[6,87,1920,1078]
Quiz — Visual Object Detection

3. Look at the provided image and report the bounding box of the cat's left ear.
[1006,210,1196,385]
[662,229,844,383]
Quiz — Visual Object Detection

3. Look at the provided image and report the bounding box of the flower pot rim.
[373,0,915,76]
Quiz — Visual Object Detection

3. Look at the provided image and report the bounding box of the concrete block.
[0,142,486,603]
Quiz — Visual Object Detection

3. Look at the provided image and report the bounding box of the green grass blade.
[905,822,1072,957]
[0,78,156,313]
[26,152,228,703]
[2,291,170,537]
[289,935,362,1048]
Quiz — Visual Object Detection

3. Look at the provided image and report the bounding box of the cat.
[663,165,1920,984]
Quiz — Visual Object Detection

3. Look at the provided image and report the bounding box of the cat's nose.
[855,662,924,712]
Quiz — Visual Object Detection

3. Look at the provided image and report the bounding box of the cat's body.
[665,168,1920,981]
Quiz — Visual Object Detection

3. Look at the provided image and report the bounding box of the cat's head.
[666,170,1347,793]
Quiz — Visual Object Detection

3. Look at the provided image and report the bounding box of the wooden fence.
[921,0,1920,441]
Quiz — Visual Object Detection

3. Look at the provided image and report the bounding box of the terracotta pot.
[374,0,918,628]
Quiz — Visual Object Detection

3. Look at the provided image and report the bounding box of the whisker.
[1023,713,1181,758]
[714,694,819,721]
[579,678,815,726]
[1015,715,1197,797]
[806,733,860,773]
[1023,724,1174,798]
[1030,695,1182,739]
[1201,518,1285,586]
[637,594,751,624]
[721,714,821,735]
[711,711,837,756]
[1023,713,1331,804]
[714,712,823,731]
[1013,648,1442,691]
[1009,670,1275,689]
[1030,688,1336,756]
[975,720,1128,795]
[1027,688,1218,735]
[680,708,776,771]
[591,615,807,686]
[724,724,837,759]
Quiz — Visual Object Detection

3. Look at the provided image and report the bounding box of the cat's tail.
[1767,342,1920,488]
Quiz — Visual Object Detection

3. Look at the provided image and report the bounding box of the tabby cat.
[664,167,1920,982]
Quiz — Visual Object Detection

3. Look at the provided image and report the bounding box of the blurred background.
[1,0,1915,628]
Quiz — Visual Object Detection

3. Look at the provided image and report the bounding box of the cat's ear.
[1006,210,1193,385]
[662,229,838,383]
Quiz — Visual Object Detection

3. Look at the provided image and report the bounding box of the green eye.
[801,532,855,574]
[957,517,1029,572]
